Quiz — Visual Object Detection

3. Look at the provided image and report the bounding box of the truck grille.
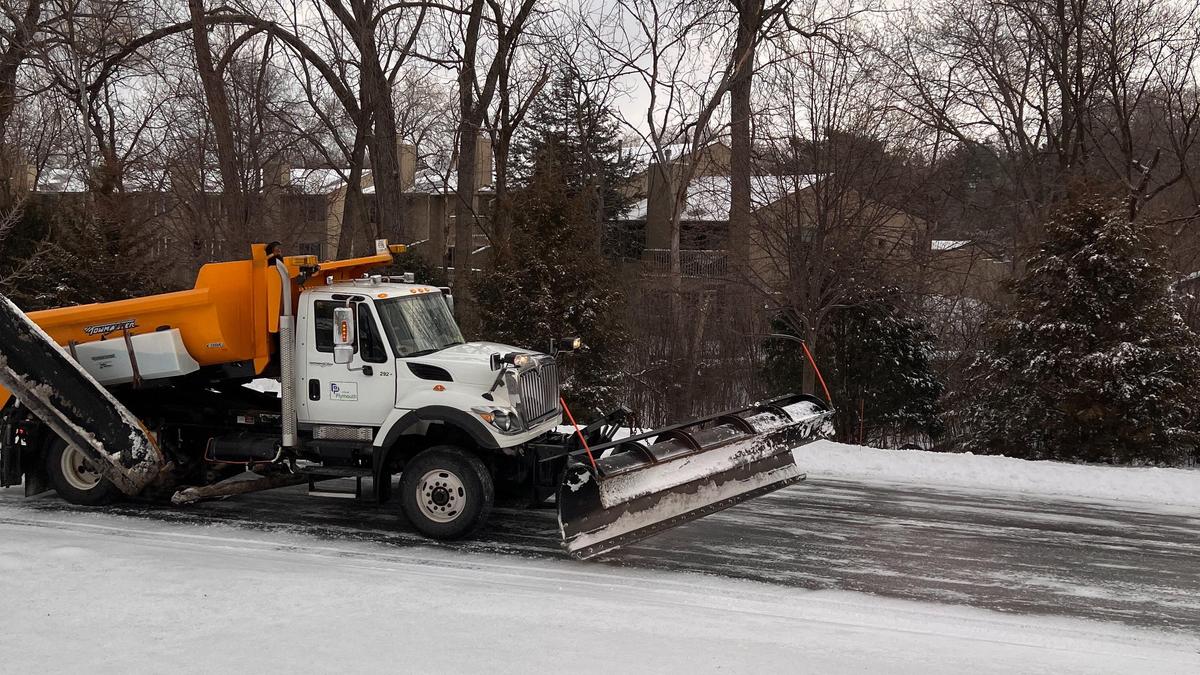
[517,360,559,424]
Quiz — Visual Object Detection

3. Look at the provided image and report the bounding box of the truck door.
[299,298,397,426]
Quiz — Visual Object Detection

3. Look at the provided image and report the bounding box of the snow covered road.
[2,446,1200,638]
[3,440,1200,670]
[1,502,1197,674]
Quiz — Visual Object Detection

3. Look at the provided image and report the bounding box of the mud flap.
[558,395,832,559]
[0,294,163,496]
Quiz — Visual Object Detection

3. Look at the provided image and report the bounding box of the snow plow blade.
[0,294,163,496]
[558,394,832,559]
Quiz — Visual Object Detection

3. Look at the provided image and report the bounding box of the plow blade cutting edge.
[558,394,833,559]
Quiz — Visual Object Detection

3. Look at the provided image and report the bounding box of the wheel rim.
[415,469,466,523]
[60,445,102,491]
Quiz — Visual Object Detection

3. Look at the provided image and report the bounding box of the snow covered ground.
[1,507,1197,674]
[795,440,1200,509]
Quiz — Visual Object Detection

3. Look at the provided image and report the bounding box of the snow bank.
[1,508,1196,674]
[795,440,1200,509]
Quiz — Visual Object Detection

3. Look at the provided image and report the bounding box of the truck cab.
[296,276,562,450]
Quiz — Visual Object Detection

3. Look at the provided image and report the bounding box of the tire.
[46,438,121,506]
[399,445,493,540]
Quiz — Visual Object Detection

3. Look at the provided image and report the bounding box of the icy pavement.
[1,503,1198,674]
[2,468,1199,639]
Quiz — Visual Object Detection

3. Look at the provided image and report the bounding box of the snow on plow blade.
[558,394,833,559]
[0,294,162,495]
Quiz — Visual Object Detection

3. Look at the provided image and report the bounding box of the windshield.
[374,293,464,357]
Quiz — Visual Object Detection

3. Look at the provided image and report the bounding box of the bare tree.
[749,21,927,392]
[0,0,48,144]
[187,0,242,225]
[886,0,1200,263]
[444,0,539,305]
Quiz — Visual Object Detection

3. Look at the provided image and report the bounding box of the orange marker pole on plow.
[800,340,833,405]
[560,397,598,471]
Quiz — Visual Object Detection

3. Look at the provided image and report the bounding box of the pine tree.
[762,294,943,446]
[0,198,168,311]
[511,67,638,221]
[962,198,1200,464]
[472,138,628,417]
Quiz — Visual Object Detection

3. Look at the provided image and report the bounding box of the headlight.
[511,353,532,368]
[472,407,525,434]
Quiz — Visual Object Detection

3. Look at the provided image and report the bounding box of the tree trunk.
[348,2,402,245]
[453,0,487,310]
[338,125,369,257]
[491,128,511,256]
[363,62,403,243]
[728,0,760,266]
[454,118,480,297]
[0,1,41,145]
[187,0,243,229]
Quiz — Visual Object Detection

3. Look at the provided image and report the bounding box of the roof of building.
[931,240,971,251]
[627,140,730,170]
[33,165,490,197]
[362,169,469,196]
[624,174,820,222]
[291,168,357,194]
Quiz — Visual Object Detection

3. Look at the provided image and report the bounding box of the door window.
[312,299,388,362]
[357,303,389,363]
[313,301,348,354]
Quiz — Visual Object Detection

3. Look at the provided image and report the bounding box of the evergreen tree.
[472,139,627,417]
[961,198,1200,464]
[763,294,943,446]
[511,66,638,221]
[0,198,167,310]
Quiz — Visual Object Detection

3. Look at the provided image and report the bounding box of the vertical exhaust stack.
[274,259,298,449]
[0,294,165,496]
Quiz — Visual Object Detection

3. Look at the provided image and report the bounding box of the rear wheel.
[399,445,493,540]
[46,439,120,506]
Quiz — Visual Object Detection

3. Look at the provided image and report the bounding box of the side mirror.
[555,337,583,354]
[332,306,354,365]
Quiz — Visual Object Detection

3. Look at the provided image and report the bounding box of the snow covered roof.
[359,169,493,196]
[931,240,971,251]
[36,168,88,193]
[290,168,355,194]
[627,140,729,169]
[36,167,173,193]
[624,174,819,222]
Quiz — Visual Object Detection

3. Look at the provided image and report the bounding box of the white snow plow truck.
[0,242,832,558]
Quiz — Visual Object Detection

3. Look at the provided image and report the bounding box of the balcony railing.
[641,248,728,279]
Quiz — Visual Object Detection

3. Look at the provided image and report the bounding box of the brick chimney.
[263,161,292,191]
[645,158,685,249]
[398,141,416,191]
[475,135,493,188]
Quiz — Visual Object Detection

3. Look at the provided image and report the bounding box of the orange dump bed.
[0,244,397,410]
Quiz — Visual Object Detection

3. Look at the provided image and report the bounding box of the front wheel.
[46,439,121,506]
[399,446,493,540]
